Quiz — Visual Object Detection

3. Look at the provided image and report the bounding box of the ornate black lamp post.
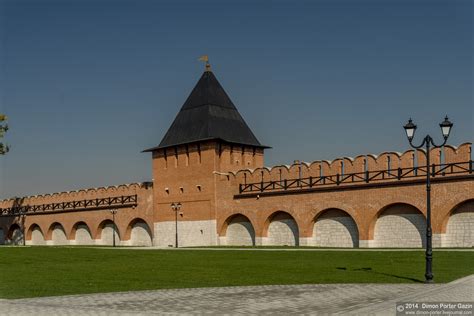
[403,116,453,283]
[171,202,182,248]
[110,209,118,247]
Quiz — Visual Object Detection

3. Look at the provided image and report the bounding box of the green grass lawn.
[0,247,472,299]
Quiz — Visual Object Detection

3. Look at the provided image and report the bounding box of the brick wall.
[0,142,472,248]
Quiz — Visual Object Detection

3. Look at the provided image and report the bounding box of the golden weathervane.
[198,55,211,71]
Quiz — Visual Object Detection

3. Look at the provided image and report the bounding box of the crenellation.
[352,155,366,175]
[226,143,472,185]
[377,153,392,171]
[328,158,343,176]
[364,155,377,174]
[341,157,355,174]
[318,160,329,177]
[415,148,427,168]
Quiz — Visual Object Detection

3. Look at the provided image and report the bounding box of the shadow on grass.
[336,267,424,283]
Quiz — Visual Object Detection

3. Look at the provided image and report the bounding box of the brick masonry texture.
[0,142,472,248]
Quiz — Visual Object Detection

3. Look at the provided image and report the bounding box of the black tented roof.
[144,70,268,152]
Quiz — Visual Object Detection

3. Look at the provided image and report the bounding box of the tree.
[0,114,9,155]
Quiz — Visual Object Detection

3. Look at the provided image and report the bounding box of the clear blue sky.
[0,0,472,198]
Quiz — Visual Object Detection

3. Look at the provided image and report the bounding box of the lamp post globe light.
[403,116,453,284]
[171,202,182,248]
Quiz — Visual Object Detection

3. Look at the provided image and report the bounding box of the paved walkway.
[0,275,472,315]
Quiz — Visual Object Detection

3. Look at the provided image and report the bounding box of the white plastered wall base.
[298,237,313,246]
[359,240,376,248]
[154,220,217,247]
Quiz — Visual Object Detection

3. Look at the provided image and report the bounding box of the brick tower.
[144,65,268,246]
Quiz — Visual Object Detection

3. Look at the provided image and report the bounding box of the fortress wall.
[373,205,426,248]
[260,168,272,183]
[376,153,391,171]
[312,209,359,248]
[399,150,416,171]
[263,212,299,246]
[445,143,471,163]
[229,143,472,187]
[128,221,153,246]
[0,182,154,246]
[0,182,149,209]
[217,144,263,171]
[73,224,94,245]
[1,144,471,248]
[365,155,378,172]
[223,214,256,246]
[416,149,427,167]
[234,170,249,187]
[442,200,473,248]
[217,177,474,248]
[269,167,286,182]
[154,219,217,247]
[286,164,299,179]
[352,156,366,174]
[308,162,322,178]
[30,226,46,245]
[430,147,442,165]
[329,158,343,175]
[221,143,473,248]
[341,157,355,174]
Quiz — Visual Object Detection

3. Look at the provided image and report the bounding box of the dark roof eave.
[142,138,271,153]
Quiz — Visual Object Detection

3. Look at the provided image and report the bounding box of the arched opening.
[71,222,93,245]
[264,211,299,246]
[222,214,255,246]
[373,203,426,248]
[127,218,152,246]
[97,220,120,246]
[48,223,68,245]
[313,209,359,247]
[6,224,23,245]
[443,200,473,247]
[27,224,45,245]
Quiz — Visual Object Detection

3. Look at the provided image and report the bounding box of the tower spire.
[143,68,269,152]
[198,55,211,72]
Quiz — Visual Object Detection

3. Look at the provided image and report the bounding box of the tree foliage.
[0,114,9,155]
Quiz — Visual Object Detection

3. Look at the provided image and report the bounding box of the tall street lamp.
[403,116,453,283]
[110,209,118,247]
[171,202,182,248]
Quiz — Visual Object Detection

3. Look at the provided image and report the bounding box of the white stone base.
[373,212,426,248]
[432,233,442,248]
[359,240,374,248]
[130,222,153,246]
[299,237,313,246]
[72,225,94,245]
[442,209,473,247]
[224,216,255,246]
[255,237,264,246]
[154,220,217,247]
[264,214,299,246]
[313,212,359,248]
[51,225,69,245]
